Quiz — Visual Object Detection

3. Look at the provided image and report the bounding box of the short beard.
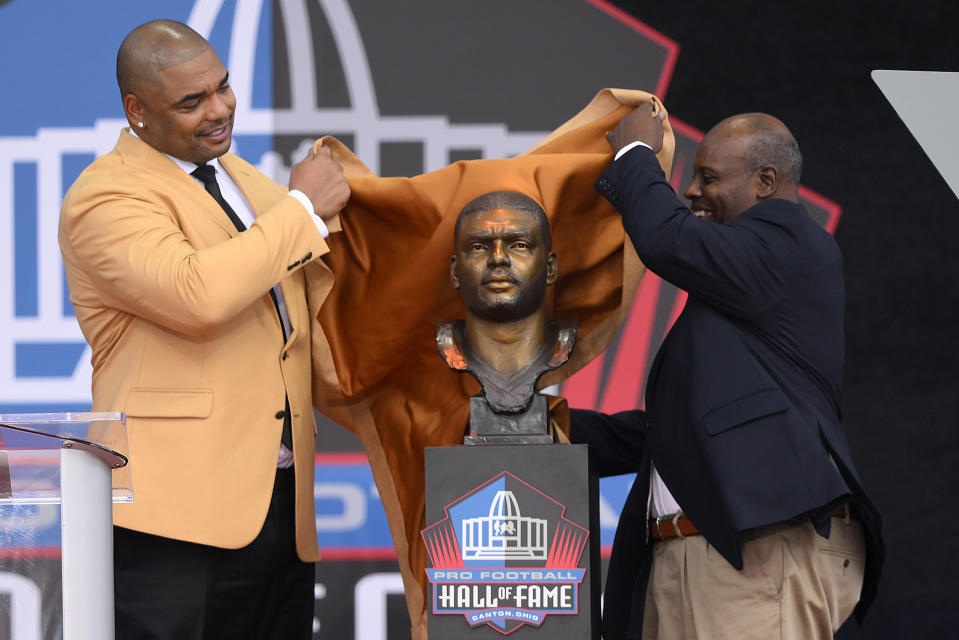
[466,277,547,323]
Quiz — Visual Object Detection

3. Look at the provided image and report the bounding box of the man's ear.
[450,256,460,289]
[545,252,558,285]
[123,93,145,127]
[755,165,778,199]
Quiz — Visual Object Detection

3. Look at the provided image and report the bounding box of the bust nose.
[488,240,510,265]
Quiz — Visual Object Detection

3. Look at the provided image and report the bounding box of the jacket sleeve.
[60,173,330,337]
[570,408,646,477]
[597,146,804,325]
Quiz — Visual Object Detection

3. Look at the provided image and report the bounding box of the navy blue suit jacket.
[572,146,883,639]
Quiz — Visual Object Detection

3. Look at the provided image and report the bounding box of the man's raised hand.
[289,145,350,221]
[606,102,666,156]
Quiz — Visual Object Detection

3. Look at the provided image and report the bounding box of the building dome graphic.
[189,0,545,179]
[462,490,547,561]
[0,0,547,410]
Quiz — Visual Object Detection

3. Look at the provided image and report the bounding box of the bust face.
[451,208,556,322]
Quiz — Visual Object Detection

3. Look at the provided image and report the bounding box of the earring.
[138,122,144,128]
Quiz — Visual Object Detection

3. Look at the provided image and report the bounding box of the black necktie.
[191,164,293,450]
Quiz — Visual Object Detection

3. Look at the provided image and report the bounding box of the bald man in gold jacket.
[58,20,347,639]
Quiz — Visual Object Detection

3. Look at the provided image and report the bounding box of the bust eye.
[469,243,486,253]
[512,241,530,251]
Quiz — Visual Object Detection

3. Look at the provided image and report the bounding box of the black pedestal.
[423,444,599,639]
[464,396,554,445]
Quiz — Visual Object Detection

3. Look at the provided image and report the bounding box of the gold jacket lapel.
[116,130,240,238]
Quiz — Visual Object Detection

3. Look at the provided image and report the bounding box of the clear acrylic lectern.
[0,412,130,640]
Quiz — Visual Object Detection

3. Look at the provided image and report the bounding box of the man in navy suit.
[573,105,883,639]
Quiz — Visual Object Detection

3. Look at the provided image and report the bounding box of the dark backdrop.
[302,1,959,636]
[604,1,959,637]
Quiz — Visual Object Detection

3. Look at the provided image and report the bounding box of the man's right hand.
[289,146,350,221]
[607,103,665,156]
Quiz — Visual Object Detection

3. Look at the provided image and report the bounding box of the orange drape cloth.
[309,89,674,638]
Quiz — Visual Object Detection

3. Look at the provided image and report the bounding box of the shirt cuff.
[288,190,329,238]
[614,141,652,161]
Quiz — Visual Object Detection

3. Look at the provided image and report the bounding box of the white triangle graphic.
[872,70,959,203]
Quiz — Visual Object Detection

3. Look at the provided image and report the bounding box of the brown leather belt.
[649,505,853,541]
[649,513,700,541]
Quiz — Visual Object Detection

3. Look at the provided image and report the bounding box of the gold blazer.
[59,130,334,560]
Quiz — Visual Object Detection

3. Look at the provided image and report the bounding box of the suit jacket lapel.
[219,152,270,217]
[115,130,239,238]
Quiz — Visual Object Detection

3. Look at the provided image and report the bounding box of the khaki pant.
[642,516,865,640]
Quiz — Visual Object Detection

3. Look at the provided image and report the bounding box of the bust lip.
[483,281,515,294]
[483,272,517,285]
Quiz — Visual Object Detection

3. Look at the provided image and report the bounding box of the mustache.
[482,270,518,285]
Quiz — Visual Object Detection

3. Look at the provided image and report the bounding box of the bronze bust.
[436,191,576,444]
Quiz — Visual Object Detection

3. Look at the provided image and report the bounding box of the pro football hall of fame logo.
[422,471,589,635]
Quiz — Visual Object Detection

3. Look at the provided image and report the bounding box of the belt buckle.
[653,512,686,540]
[653,515,666,540]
